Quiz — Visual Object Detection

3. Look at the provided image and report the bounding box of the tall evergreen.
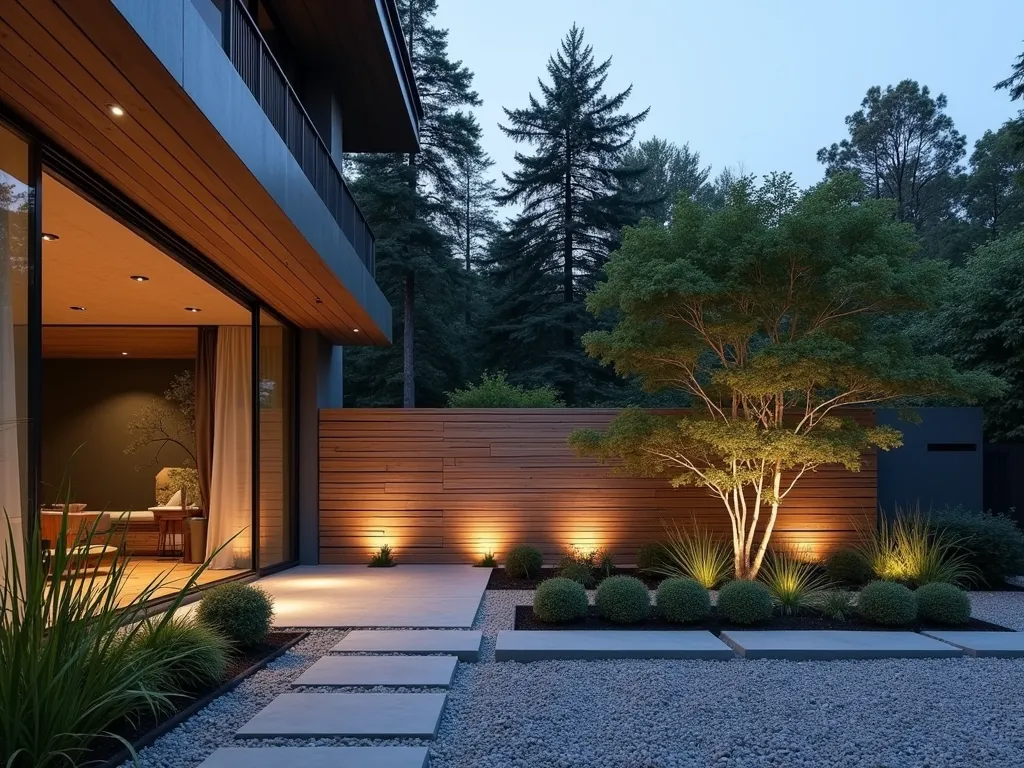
[621,138,712,223]
[490,25,649,404]
[345,0,484,406]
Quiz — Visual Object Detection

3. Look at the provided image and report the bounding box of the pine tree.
[621,138,712,223]
[492,24,649,404]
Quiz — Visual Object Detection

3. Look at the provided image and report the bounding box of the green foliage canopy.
[570,172,1001,578]
[446,371,564,408]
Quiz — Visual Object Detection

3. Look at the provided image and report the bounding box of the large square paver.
[331,630,483,661]
[720,630,964,660]
[494,630,734,661]
[255,566,489,628]
[235,693,447,739]
[291,655,458,687]
[922,631,1024,657]
[197,746,429,768]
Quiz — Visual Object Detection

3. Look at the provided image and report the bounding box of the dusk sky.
[434,0,1024,198]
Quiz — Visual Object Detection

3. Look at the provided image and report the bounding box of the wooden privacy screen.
[318,409,877,565]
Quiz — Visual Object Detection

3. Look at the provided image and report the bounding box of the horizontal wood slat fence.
[318,409,877,565]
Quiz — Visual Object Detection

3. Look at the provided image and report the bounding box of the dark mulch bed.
[85,631,305,767]
[514,605,1013,634]
[488,567,662,590]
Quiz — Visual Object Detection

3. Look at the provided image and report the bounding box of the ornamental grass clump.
[759,550,829,615]
[130,615,229,692]
[717,580,773,625]
[368,543,396,567]
[648,522,731,589]
[858,507,978,587]
[915,582,971,625]
[825,548,873,586]
[504,544,543,579]
[595,575,650,624]
[858,580,917,626]
[533,577,588,623]
[656,578,711,624]
[197,582,275,649]
[0,504,226,768]
[819,589,856,621]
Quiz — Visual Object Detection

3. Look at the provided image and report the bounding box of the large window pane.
[258,310,293,567]
[0,124,29,582]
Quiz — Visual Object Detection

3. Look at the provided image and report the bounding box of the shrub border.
[95,631,308,768]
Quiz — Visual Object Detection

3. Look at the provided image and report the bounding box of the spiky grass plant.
[1,505,227,768]
[368,543,396,567]
[649,522,731,589]
[758,549,830,615]
[857,506,979,587]
[476,551,498,568]
[819,589,856,621]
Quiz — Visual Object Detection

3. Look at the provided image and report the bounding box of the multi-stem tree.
[569,172,1000,579]
[495,24,649,404]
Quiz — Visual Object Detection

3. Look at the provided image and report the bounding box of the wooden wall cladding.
[318,409,878,565]
[42,326,197,358]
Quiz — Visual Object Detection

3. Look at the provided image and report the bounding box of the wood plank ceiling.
[0,0,386,344]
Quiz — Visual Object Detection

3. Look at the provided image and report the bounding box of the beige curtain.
[0,207,24,590]
[206,326,252,569]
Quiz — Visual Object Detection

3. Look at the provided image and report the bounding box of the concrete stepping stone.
[494,630,734,661]
[922,631,1024,657]
[197,746,429,768]
[331,629,482,661]
[291,655,458,687]
[721,630,964,660]
[235,693,447,739]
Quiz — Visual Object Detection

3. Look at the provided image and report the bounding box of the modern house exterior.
[0,0,421,597]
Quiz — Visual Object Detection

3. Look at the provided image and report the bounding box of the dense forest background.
[344,0,1024,442]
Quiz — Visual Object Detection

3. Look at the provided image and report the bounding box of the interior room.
[26,172,293,604]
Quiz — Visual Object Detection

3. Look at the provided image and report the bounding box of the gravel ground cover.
[130,588,1024,768]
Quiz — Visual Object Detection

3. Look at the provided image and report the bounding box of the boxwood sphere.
[656,578,711,624]
[504,544,544,579]
[533,577,589,623]
[858,580,917,626]
[595,575,650,624]
[196,582,274,648]
[916,582,971,625]
[717,580,773,625]
[826,548,874,586]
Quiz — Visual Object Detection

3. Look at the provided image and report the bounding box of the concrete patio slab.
[721,630,965,660]
[291,655,458,687]
[494,630,735,661]
[197,746,429,768]
[235,693,447,739]
[922,631,1024,657]
[331,630,483,661]
[255,565,489,628]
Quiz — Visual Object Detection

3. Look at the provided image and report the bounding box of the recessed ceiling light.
[353,328,360,333]
[130,275,149,282]
[121,352,128,356]
[107,104,125,117]
[42,233,59,241]
[69,306,86,311]
[184,307,202,313]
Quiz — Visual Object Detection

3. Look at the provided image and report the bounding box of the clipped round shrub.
[131,615,229,692]
[559,561,595,587]
[717,580,773,625]
[916,582,971,625]
[196,582,275,648]
[504,544,544,579]
[656,578,711,624]
[595,575,650,624]
[533,577,588,623]
[826,548,873,586]
[858,580,917,626]
[636,542,667,572]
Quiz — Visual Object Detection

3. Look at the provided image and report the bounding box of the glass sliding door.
[0,124,30,585]
[258,309,294,568]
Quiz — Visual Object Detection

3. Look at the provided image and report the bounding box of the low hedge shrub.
[717,580,773,625]
[595,575,650,624]
[656,578,710,623]
[636,542,667,572]
[930,506,1024,587]
[533,577,588,623]
[915,582,971,625]
[826,548,873,586]
[196,582,274,648]
[559,561,595,587]
[504,545,544,579]
[858,580,916,626]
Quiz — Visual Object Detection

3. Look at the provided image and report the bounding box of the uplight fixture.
[184,307,202,313]
[69,306,86,311]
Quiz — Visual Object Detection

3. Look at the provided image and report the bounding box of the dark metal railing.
[222,0,375,276]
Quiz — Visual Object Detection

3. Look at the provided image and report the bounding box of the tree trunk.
[562,146,575,404]
[403,271,415,408]
[465,168,472,324]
